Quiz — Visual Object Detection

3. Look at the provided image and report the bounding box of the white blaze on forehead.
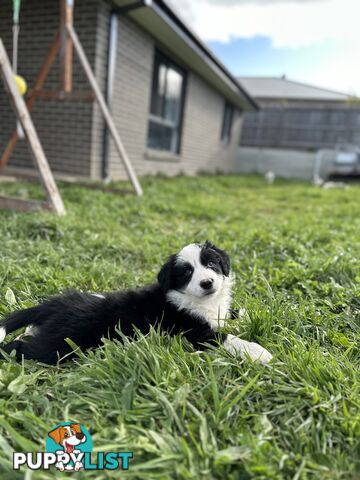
[177,243,201,265]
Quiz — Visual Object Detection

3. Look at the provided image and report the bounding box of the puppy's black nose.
[200,279,214,290]
[76,433,85,440]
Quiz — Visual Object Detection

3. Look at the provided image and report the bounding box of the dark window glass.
[221,102,234,143]
[148,122,173,151]
[148,51,186,153]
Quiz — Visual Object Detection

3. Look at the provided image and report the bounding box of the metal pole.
[102,13,118,180]
[12,24,19,73]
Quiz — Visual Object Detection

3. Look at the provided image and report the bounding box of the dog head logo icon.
[46,422,92,471]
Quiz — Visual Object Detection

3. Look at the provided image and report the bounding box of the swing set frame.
[0,0,143,216]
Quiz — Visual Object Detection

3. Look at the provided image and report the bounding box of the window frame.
[147,49,187,155]
[221,101,235,144]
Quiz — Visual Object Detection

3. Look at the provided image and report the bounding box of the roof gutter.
[149,1,259,111]
[112,0,152,15]
[111,0,258,111]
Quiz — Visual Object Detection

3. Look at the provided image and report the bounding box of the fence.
[241,106,360,150]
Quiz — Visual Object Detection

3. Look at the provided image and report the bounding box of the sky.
[166,0,360,96]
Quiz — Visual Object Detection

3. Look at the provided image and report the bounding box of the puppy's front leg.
[224,334,273,365]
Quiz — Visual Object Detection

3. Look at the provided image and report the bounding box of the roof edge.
[238,76,352,100]
[154,0,259,110]
[112,0,259,111]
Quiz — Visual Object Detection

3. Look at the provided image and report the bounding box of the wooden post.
[60,0,73,92]
[66,23,143,196]
[0,39,65,215]
[0,33,60,169]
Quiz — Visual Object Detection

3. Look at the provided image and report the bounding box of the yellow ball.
[14,75,27,96]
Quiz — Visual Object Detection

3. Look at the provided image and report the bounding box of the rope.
[13,0,21,24]
[12,0,21,73]
[12,0,24,138]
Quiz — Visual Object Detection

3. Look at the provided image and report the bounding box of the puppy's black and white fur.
[0,241,272,365]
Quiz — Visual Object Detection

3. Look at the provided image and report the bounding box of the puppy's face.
[158,241,230,298]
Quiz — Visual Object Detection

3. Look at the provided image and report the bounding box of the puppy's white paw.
[0,327,6,343]
[246,342,273,365]
[224,334,273,365]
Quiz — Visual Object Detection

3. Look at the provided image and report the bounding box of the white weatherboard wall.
[237,147,336,180]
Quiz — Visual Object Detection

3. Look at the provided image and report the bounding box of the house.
[236,76,360,179]
[238,76,351,108]
[0,0,258,181]
[238,76,358,150]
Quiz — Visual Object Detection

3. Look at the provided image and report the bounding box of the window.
[147,50,186,154]
[221,102,234,144]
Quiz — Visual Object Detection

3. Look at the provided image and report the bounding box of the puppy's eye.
[184,268,192,276]
[64,432,69,438]
[207,261,216,268]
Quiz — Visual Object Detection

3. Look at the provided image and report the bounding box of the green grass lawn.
[0,175,359,479]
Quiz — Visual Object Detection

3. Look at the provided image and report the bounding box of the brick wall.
[0,0,98,177]
[0,1,243,180]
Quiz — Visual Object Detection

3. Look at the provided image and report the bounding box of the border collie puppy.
[0,241,272,365]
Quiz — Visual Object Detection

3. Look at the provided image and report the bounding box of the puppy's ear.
[204,241,230,276]
[71,423,82,434]
[48,426,64,445]
[157,254,176,291]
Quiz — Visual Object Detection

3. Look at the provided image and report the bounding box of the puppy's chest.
[167,290,231,331]
[193,299,230,330]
